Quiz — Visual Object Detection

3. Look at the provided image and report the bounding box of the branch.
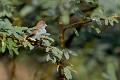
[64,18,91,29]
[57,23,65,80]
[64,16,120,30]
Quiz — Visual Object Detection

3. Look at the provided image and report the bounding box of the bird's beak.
[45,24,47,26]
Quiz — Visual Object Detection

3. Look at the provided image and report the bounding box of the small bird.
[29,20,47,39]
[19,20,47,44]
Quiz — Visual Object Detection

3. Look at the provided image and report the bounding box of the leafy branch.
[64,16,120,30]
[0,18,77,80]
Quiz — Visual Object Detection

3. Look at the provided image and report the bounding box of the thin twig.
[64,18,91,29]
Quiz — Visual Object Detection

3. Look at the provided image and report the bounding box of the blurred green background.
[0,0,120,80]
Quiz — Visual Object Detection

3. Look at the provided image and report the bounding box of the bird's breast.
[36,29,46,35]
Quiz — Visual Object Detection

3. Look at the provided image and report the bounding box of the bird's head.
[35,20,47,29]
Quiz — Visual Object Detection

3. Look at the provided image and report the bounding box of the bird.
[28,20,47,40]
[19,20,47,46]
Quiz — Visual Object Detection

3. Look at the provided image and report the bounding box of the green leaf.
[59,50,63,54]
[112,18,119,23]
[107,59,117,80]
[63,49,77,57]
[52,47,58,54]
[46,54,51,61]
[27,27,37,34]
[91,26,101,33]
[96,18,102,25]
[95,28,101,33]
[64,66,72,80]
[64,52,69,60]
[46,47,51,52]
[4,18,12,26]
[7,38,15,55]
[16,26,28,31]
[22,42,28,47]
[105,18,109,25]
[46,54,56,63]
[69,50,77,56]
[42,39,51,46]
[7,38,13,48]
[55,53,62,60]
[52,57,56,63]
[13,48,19,55]
[72,28,79,36]
[13,31,19,38]
[7,30,12,36]
[8,47,13,56]
[69,52,77,56]
[51,47,63,60]
[92,15,102,25]
[108,17,119,26]
[109,19,114,26]
[27,42,34,50]
[44,36,54,42]
[22,42,34,50]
